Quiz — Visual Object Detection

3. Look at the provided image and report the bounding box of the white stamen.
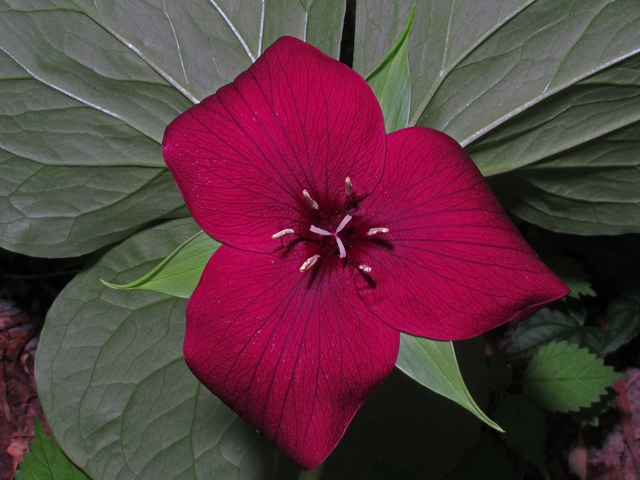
[336,215,352,233]
[310,225,332,236]
[271,229,295,239]
[303,190,319,210]
[367,227,389,236]
[359,265,372,274]
[345,177,352,196]
[336,236,347,258]
[300,255,321,272]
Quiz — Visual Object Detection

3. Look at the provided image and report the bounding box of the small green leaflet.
[396,334,503,432]
[15,417,89,480]
[501,302,586,364]
[366,4,414,133]
[102,230,219,298]
[493,394,548,478]
[571,388,619,427]
[524,341,624,413]
[543,255,596,299]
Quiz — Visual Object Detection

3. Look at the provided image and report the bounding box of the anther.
[345,177,352,196]
[359,265,372,274]
[272,229,295,239]
[303,190,319,210]
[367,227,389,236]
[336,215,352,233]
[300,255,321,272]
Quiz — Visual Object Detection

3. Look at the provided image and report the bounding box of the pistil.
[358,265,372,273]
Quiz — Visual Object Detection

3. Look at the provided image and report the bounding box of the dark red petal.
[355,128,569,340]
[185,244,399,469]
[163,37,386,253]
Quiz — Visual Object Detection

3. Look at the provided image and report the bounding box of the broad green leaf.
[0,0,345,257]
[354,1,640,235]
[601,296,640,356]
[494,394,548,478]
[35,218,284,480]
[15,417,89,480]
[365,4,414,133]
[355,0,640,144]
[468,54,640,175]
[501,302,586,364]
[542,256,596,299]
[524,341,624,412]
[102,230,219,298]
[396,334,502,431]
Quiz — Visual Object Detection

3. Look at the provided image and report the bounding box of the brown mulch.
[0,300,50,480]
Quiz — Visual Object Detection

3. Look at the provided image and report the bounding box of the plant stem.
[298,462,324,480]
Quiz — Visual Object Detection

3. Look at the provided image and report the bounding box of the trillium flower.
[162,37,568,470]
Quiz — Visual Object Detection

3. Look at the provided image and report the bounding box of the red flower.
[162,37,568,470]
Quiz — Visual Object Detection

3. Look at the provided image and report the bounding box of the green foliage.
[102,230,219,298]
[543,255,596,299]
[524,342,624,413]
[35,219,280,480]
[601,296,640,355]
[366,4,414,133]
[0,0,346,258]
[502,302,586,363]
[571,388,619,427]
[15,417,89,480]
[494,395,548,478]
[397,335,503,431]
[354,0,640,235]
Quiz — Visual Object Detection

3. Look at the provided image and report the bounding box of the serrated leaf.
[35,218,282,480]
[0,0,345,257]
[601,296,640,355]
[543,255,596,299]
[396,334,503,431]
[524,341,624,413]
[365,4,414,133]
[494,394,548,478]
[102,230,219,298]
[571,387,618,427]
[15,417,89,480]
[502,302,586,364]
[354,1,640,235]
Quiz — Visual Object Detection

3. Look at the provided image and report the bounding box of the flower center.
[271,178,388,274]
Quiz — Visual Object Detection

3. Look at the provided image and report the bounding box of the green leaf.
[365,4,414,133]
[524,341,624,413]
[102,230,219,298]
[601,296,640,355]
[396,334,503,431]
[35,218,282,480]
[0,0,345,257]
[502,302,586,364]
[15,417,89,480]
[354,1,640,235]
[494,394,548,478]
[571,387,618,427]
[543,255,596,299]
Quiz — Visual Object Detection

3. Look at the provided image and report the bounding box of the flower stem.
[298,462,324,480]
